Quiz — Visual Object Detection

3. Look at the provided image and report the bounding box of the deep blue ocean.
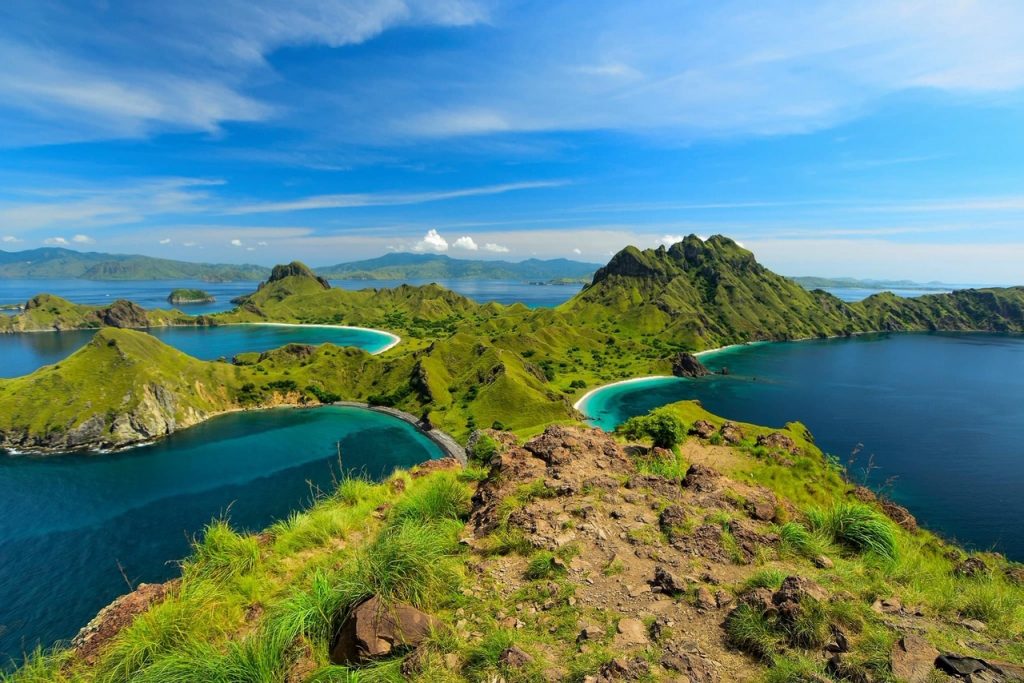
[579,333,1024,561]
[0,407,442,663]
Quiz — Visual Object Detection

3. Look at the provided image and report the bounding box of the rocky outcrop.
[329,595,439,665]
[99,299,150,328]
[671,352,711,378]
[167,288,215,304]
[268,261,331,289]
[72,581,176,664]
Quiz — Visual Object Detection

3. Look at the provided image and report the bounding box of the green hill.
[0,247,269,281]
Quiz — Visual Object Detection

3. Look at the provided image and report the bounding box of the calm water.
[0,324,397,379]
[0,406,442,662]
[580,333,1024,560]
[0,278,582,314]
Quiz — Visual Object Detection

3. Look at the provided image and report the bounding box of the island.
[167,288,216,305]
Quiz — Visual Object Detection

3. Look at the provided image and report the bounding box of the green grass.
[807,503,898,563]
[183,520,261,581]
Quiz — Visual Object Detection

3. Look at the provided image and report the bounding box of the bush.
[617,409,687,449]
[807,503,898,562]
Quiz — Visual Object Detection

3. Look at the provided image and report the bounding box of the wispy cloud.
[225,180,568,215]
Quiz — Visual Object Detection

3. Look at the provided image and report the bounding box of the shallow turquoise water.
[0,323,396,378]
[579,333,1024,560]
[0,406,442,661]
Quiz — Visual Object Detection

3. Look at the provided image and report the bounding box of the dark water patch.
[0,406,442,661]
[580,333,1024,560]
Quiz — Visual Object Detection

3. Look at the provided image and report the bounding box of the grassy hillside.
[7,410,1022,682]
[0,294,194,333]
[0,247,268,281]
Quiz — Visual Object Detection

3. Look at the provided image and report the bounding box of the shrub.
[389,473,472,525]
[525,551,566,580]
[617,409,687,449]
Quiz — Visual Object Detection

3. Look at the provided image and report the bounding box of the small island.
[167,288,216,305]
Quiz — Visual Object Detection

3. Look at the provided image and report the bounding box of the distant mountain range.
[0,248,601,283]
[317,252,600,282]
[0,248,270,282]
[791,276,960,291]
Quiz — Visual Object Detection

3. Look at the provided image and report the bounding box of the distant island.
[316,252,600,281]
[167,288,216,305]
[791,275,965,292]
[0,247,270,282]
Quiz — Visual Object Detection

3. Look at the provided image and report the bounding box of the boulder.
[745,492,778,521]
[695,586,717,612]
[879,498,918,532]
[72,581,175,664]
[871,596,903,614]
[754,432,799,454]
[650,565,687,594]
[615,617,649,646]
[719,422,744,445]
[890,635,939,683]
[954,556,989,578]
[659,505,689,534]
[689,420,716,439]
[935,654,1024,682]
[329,596,440,665]
[772,576,827,623]
[682,463,721,492]
[660,652,720,682]
[671,352,711,378]
[499,646,534,669]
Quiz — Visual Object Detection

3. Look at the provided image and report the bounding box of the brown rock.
[745,493,777,521]
[891,635,939,683]
[773,576,827,624]
[661,652,720,682]
[682,463,721,492]
[754,432,799,454]
[871,596,903,614]
[499,646,534,669]
[615,617,649,646]
[672,352,711,378]
[651,565,687,594]
[695,586,717,612]
[689,420,716,439]
[719,422,744,445]
[879,498,918,532]
[738,587,776,614]
[954,556,989,578]
[72,581,175,664]
[659,505,689,534]
[330,596,440,664]
[813,555,834,569]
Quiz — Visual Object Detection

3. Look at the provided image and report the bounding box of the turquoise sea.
[579,333,1024,561]
[0,407,442,662]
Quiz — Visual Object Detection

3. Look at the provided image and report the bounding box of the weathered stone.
[615,617,649,646]
[651,565,687,594]
[329,596,440,665]
[738,587,776,614]
[871,596,903,614]
[682,463,721,492]
[577,624,606,643]
[745,493,777,521]
[954,556,989,578]
[499,646,534,668]
[813,555,834,569]
[660,652,720,682]
[879,498,918,532]
[695,586,717,612]
[754,431,799,454]
[719,422,744,445]
[891,635,939,683]
[659,505,689,534]
[773,576,827,623]
[689,420,716,439]
[72,581,175,664]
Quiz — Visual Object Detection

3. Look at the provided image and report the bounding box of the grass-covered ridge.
[5,407,1022,682]
[2,236,1023,452]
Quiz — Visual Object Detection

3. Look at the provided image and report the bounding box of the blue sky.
[2,1,1024,282]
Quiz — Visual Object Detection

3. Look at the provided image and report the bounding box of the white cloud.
[183,241,197,247]
[1,235,22,243]
[572,247,582,254]
[44,236,69,245]
[452,235,478,250]
[413,229,448,252]
[230,239,243,247]
[660,234,685,247]
[483,242,509,253]
[159,237,171,244]
[257,240,268,246]
[71,233,93,243]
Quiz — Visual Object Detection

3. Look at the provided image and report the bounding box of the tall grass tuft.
[388,473,472,525]
[724,604,781,660]
[183,519,261,581]
[779,521,828,559]
[807,503,898,562]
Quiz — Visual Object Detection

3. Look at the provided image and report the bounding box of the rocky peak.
[267,261,331,289]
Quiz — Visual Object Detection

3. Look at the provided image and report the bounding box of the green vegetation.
[167,288,214,304]
[317,252,597,282]
[616,408,686,448]
[807,503,899,563]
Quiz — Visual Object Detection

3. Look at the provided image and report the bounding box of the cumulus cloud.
[572,247,582,254]
[483,242,509,253]
[72,234,94,243]
[452,235,478,250]
[2,235,22,243]
[230,238,243,246]
[159,237,171,244]
[44,237,69,245]
[660,234,685,247]
[413,229,449,252]
[183,241,197,247]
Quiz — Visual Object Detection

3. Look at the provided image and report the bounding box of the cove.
[578,333,1024,561]
[0,406,442,662]
[0,323,399,378]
